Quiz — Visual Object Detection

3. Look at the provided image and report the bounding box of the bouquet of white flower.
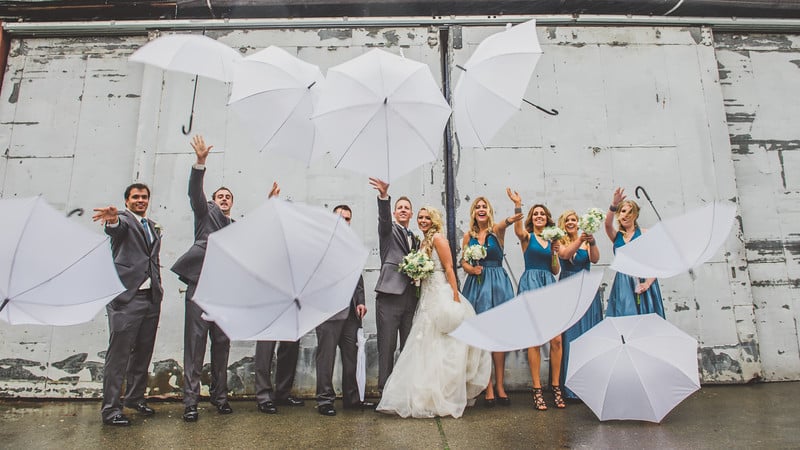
[579,207,605,234]
[398,249,435,296]
[463,243,488,284]
[541,226,566,241]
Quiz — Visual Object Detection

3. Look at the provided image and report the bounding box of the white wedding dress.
[377,250,491,418]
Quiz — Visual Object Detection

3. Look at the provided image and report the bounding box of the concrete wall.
[0,23,796,399]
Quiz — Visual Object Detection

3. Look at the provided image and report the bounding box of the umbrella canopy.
[610,201,737,279]
[129,34,242,82]
[565,314,700,423]
[356,327,367,402]
[453,19,542,148]
[192,198,369,341]
[312,48,452,182]
[228,46,325,165]
[0,197,125,326]
[449,269,603,352]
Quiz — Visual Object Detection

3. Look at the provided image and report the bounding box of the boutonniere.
[153,223,163,238]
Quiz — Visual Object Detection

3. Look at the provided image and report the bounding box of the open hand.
[191,135,213,165]
[368,177,389,198]
[92,206,119,224]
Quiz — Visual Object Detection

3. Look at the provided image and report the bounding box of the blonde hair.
[468,196,495,238]
[616,200,640,230]
[557,210,578,246]
[418,206,444,256]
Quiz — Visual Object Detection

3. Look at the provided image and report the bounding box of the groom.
[369,177,419,391]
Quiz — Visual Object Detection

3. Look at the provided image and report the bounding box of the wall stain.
[317,29,352,41]
[699,347,745,381]
[382,30,399,47]
[7,82,20,104]
[0,358,46,381]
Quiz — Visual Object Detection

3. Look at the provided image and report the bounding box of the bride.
[377,206,491,418]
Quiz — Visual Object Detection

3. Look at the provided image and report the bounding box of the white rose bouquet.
[398,249,435,296]
[541,226,566,242]
[579,208,605,234]
[463,244,488,284]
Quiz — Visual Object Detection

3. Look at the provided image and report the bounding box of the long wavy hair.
[557,209,578,246]
[524,204,554,233]
[468,196,495,238]
[418,206,444,257]
[616,199,640,231]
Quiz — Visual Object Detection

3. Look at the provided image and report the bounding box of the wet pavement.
[1,382,798,449]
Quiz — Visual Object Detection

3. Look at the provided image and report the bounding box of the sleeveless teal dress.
[607,228,665,318]
[461,234,515,314]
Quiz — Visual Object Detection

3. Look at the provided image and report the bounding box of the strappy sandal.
[532,388,547,411]
[552,385,566,409]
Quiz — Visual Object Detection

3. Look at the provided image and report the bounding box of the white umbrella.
[453,19,544,148]
[129,34,242,82]
[311,48,452,182]
[0,197,125,326]
[449,269,603,352]
[356,327,367,402]
[610,201,737,279]
[228,46,325,165]
[192,198,369,341]
[565,314,700,423]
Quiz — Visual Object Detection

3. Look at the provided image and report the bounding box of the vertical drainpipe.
[439,26,459,275]
[0,22,9,92]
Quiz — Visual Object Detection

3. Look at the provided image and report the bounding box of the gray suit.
[101,210,163,422]
[171,166,231,408]
[375,197,418,390]
[315,276,365,407]
[254,340,299,404]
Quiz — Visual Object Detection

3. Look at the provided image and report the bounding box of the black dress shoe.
[483,397,496,408]
[275,396,305,406]
[497,396,511,406]
[257,401,278,414]
[318,404,337,416]
[129,402,155,416]
[182,405,199,422]
[344,401,377,410]
[103,414,131,426]
[215,401,233,415]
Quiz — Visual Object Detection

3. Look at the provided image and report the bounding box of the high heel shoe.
[483,397,496,408]
[532,388,547,411]
[552,385,566,409]
[496,396,511,406]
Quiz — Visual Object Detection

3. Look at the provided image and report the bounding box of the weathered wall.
[0,23,795,399]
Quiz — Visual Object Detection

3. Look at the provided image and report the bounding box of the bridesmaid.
[460,195,522,407]
[604,187,665,318]
[556,209,602,401]
[508,189,564,411]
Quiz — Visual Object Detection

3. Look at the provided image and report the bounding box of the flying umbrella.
[449,269,603,351]
[453,19,551,148]
[610,201,737,279]
[192,198,369,341]
[312,48,452,182]
[0,196,125,325]
[228,46,325,165]
[565,314,700,422]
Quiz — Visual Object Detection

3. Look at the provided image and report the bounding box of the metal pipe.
[5,14,800,36]
[439,25,459,273]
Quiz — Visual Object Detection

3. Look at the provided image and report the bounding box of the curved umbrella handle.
[182,76,199,135]
[634,185,662,221]
[67,208,84,217]
[522,98,559,116]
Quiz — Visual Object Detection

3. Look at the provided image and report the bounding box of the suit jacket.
[105,209,163,304]
[329,275,365,321]
[171,166,232,285]
[374,197,417,295]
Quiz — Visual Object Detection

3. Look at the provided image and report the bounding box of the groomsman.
[253,183,304,415]
[93,183,163,426]
[315,205,375,416]
[171,135,234,422]
[368,177,418,391]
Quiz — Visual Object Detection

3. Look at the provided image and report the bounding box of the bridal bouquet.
[579,208,605,234]
[398,249,435,296]
[541,226,566,242]
[463,244,487,284]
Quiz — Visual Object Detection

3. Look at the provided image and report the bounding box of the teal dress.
[559,247,603,400]
[607,229,665,318]
[461,234,515,314]
[518,235,556,293]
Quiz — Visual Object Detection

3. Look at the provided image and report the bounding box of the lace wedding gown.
[377,250,491,418]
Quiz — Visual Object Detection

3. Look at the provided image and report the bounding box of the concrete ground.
[1,382,797,449]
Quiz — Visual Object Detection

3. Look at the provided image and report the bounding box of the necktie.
[405,228,414,250]
[141,218,152,244]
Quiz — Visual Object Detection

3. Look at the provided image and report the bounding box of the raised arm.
[605,187,625,242]
[434,233,461,303]
[369,177,393,237]
[92,206,126,237]
[506,188,529,248]
[268,181,280,199]
[189,135,212,217]
[557,236,584,261]
[493,209,524,249]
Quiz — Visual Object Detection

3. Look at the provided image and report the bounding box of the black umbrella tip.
[0,298,9,312]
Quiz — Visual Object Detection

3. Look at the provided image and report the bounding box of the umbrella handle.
[181,76,199,135]
[66,208,84,218]
[0,298,8,312]
[522,98,559,116]
[634,186,662,221]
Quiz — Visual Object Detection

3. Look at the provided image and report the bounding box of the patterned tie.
[405,228,414,250]
[141,218,152,244]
